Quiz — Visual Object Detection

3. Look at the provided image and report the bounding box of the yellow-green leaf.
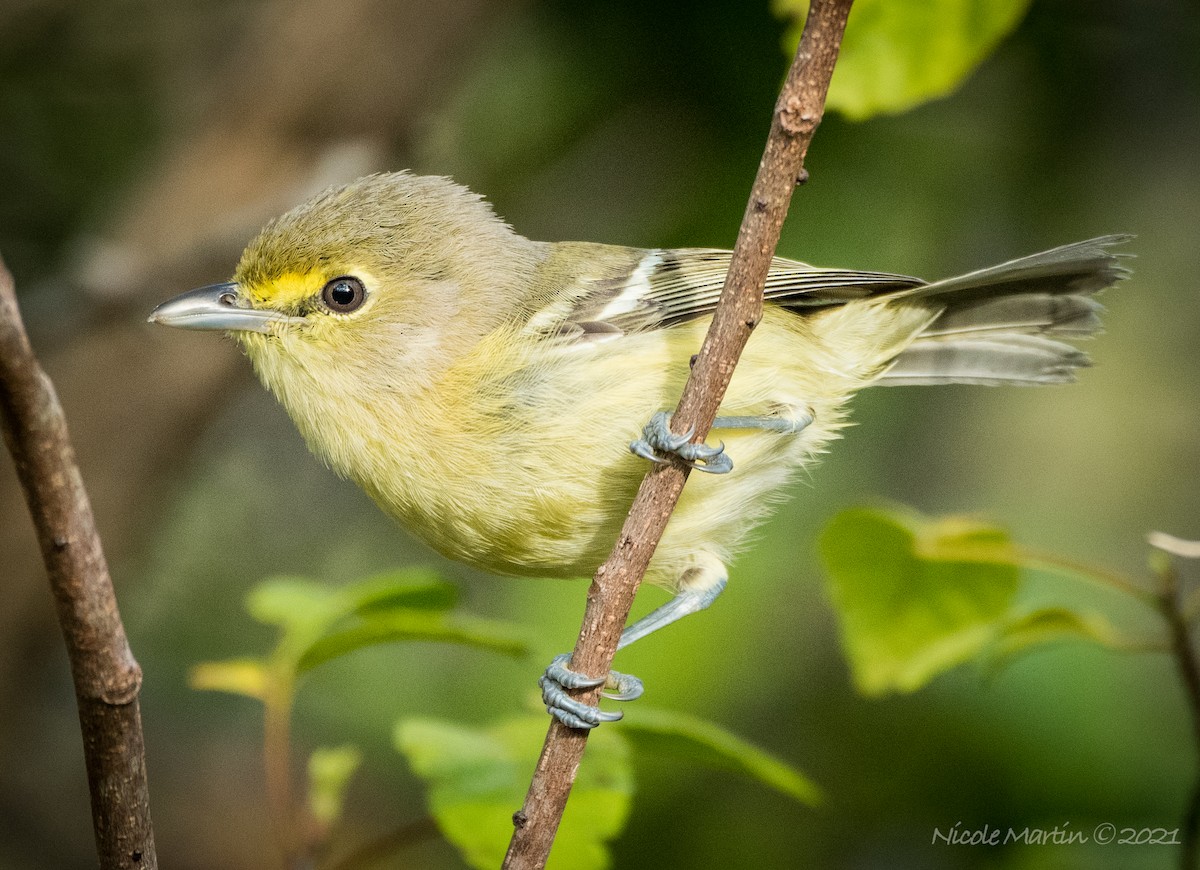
[247,570,457,632]
[987,607,1149,672]
[621,707,821,806]
[247,576,335,629]
[189,657,269,700]
[308,745,363,827]
[395,716,631,870]
[297,611,528,673]
[348,568,458,614]
[820,506,1021,695]
[776,0,1032,120]
[245,570,480,678]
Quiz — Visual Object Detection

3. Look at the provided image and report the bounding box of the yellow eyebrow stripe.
[246,270,325,308]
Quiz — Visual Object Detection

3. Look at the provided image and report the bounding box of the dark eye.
[320,276,367,313]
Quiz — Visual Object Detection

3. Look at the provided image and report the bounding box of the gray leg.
[540,555,728,730]
[712,410,814,435]
[616,576,727,649]
[630,409,814,473]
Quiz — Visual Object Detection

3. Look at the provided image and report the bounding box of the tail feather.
[920,294,1105,339]
[876,235,1130,387]
[906,234,1133,303]
[881,334,1092,386]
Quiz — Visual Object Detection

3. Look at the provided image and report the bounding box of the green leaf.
[247,576,337,629]
[189,657,269,700]
[247,570,458,631]
[776,0,1032,120]
[345,568,459,615]
[297,611,529,673]
[621,707,821,806]
[396,716,631,870]
[987,607,1144,672]
[308,745,363,827]
[245,570,468,670]
[820,506,1021,695]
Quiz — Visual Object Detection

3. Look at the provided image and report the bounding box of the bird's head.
[150,171,540,392]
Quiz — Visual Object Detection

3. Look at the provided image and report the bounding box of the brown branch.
[1154,558,1200,870]
[0,255,157,869]
[264,683,302,868]
[501,2,855,866]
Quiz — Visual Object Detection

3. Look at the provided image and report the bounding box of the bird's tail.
[875,235,1132,386]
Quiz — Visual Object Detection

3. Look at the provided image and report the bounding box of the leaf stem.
[263,676,303,868]
[1018,547,1158,606]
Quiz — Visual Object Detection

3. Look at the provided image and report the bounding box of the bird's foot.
[538,653,645,730]
[630,411,733,474]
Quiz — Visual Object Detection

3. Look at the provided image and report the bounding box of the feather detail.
[878,334,1092,386]
[530,247,923,341]
[875,235,1131,386]
[919,294,1105,339]
[901,234,1133,303]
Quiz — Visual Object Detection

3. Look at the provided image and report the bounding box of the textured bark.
[502,2,856,866]
[0,256,157,869]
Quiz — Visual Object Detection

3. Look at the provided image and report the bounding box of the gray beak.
[148,282,302,333]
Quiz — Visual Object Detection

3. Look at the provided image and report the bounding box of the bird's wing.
[528,247,926,343]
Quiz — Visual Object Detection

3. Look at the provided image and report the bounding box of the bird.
[150,170,1129,729]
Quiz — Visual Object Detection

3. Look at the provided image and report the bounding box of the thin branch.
[1155,558,1200,870]
[501,2,856,866]
[263,681,302,868]
[0,255,157,869]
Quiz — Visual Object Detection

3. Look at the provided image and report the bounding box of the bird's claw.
[539,653,644,730]
[629,411,733,474]
[600,669,645,702]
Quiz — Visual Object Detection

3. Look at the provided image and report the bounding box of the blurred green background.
[1,0,1198,867]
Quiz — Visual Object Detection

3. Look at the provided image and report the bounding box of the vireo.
[151,171,1129,729]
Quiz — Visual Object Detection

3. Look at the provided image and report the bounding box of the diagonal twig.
[502,2,856,866]
[0,256,157,869]
[1153,553,1200,870]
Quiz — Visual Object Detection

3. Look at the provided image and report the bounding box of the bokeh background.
[1,0,1198,867]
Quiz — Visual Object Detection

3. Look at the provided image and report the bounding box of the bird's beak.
[148,282,302,333]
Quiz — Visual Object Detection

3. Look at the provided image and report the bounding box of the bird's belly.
[314,308,874,587]
[363,419,833,588]
[372,462,639,580]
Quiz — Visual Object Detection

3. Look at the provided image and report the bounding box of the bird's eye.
[320,276,367,313]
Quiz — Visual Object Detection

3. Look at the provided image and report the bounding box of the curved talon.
[629,438,668,465]
[694,452,733,474]
[538,653,642,730]
[553,708,612,731]
[672,438,732,474]
[646,412,694,453]
[602,671,644,702]
[540,680,623,729]
[543,653,605,689]
[629,411,733,475]
[673,438,723,462]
